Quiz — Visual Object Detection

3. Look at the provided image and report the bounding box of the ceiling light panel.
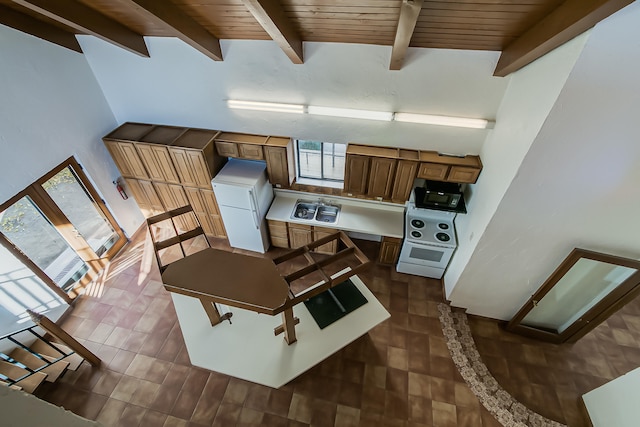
[393,112,493,129]
[227,100,305,114]
[307,105,393,122]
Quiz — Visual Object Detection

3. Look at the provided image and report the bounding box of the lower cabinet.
[378,236,402,265]
[125,178,164,217]
[288,223,314,249]
[267,220,289,248]
[313,226,338,255]
[184,187,227,238]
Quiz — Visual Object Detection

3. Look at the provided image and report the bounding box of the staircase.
[0,319,95,394]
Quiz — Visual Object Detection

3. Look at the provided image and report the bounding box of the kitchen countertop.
[266,189,405,239]
[171,274,390,388]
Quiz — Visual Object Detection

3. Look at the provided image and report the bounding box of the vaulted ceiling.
[0,0,633,76]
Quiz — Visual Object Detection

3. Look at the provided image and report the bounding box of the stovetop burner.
[436,232,451,242]
[404,203,457,247]
[411,219,425,229]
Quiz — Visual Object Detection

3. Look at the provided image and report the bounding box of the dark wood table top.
[161,248,290,315]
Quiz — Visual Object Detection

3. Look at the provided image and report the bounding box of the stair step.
[0,360,47,393]
[29,340,84,371]
[9,347,70,382]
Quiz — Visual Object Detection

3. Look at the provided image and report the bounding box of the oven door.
[399,240,454,268]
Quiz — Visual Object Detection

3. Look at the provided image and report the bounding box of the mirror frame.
[507,248,640,343]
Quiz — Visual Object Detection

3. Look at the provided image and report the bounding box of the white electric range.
[396,201,457,279]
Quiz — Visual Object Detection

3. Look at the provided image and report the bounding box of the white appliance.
[396,202,457,279]
[211,159,274,253]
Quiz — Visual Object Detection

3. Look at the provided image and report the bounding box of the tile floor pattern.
[32,229,640,427]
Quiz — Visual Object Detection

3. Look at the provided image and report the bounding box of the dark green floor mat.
[303,279,368,329]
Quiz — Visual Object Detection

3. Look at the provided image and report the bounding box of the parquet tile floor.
[33,228,640,426]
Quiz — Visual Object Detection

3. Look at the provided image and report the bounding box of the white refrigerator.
[211,159,274,253]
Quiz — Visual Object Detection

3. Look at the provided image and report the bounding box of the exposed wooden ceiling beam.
[0,5,82,53]
[239,0,304,64]
[390,0,424,70]
[13,0,149,57]
[118,0,223,61]
[494,0,634,77]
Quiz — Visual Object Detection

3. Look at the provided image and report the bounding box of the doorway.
[0,157,127,299]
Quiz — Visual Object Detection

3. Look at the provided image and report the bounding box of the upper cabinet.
[344,143,482,203]
[417,151,482,184]
[214,132,295,188]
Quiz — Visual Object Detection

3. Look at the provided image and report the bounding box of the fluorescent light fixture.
[393,112,493,129]
[227,100,305,114]
[307,105,393,122]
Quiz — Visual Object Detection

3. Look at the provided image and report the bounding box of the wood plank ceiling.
[0,0,634,76]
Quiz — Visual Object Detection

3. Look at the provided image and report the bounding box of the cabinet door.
[169,148,212,188]
[215,141,239,157]
[288,223,313,248]
[184,187,213,234]
[447,166,480,184]
[391,160,418,203]
[136,144,180,183]
[124,179,152,216]
[105,141,148,179]
[344,154,369,195]
[264,146,291,188]
[417,162,449,181]
[267,220,289,248]
[137,180,165,216]
[367,157,396,198]
[313,226,338,255]
[378,237,402,265]
[199,189,226,237]
[153,183,196,231]
[238,143,264,160]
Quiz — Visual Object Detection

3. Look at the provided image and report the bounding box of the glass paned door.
[42,166,118,257]
[0,157,127,297]
[0,196,89,292]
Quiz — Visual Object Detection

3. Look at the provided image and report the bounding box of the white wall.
[78,37,509,154]
[0,386,101,426]
[0,25,145,330]
[444,32,589,297]
[447,2,640,319]
[0,25,144,236]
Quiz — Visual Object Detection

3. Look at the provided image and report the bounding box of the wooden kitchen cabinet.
[343,154,369,195]
[267,220,289,248]
[288,223,313,248]
[417,162,449,181]
[313,226,338,255]
[214,141,239,157]
[136,144,181,183]
[391,151,419,203]
[367,157,396,198]
[194,189,226,238]
[264,136,294,188]
[104,140,149,179]
[237,143,264,160]
[214,133,268,160]
[124,178,164,217]
[418,151,482,184]
[378,236,402,265]
[171,128,224,189]
[153,182,197,231]
[184,187,226,237]
[447,165,481,183]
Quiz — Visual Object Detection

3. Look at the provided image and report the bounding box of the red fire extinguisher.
[113,178,128,200]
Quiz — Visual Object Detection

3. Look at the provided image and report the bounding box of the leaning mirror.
[507,248,640,343]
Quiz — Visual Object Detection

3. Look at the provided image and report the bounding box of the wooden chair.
[146,205,210,274]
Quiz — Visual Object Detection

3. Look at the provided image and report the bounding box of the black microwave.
[414,181,466,213]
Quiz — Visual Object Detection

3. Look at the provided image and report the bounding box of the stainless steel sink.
[290,200,340,224]
[290,201,317,220]
[315,205,340,223]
